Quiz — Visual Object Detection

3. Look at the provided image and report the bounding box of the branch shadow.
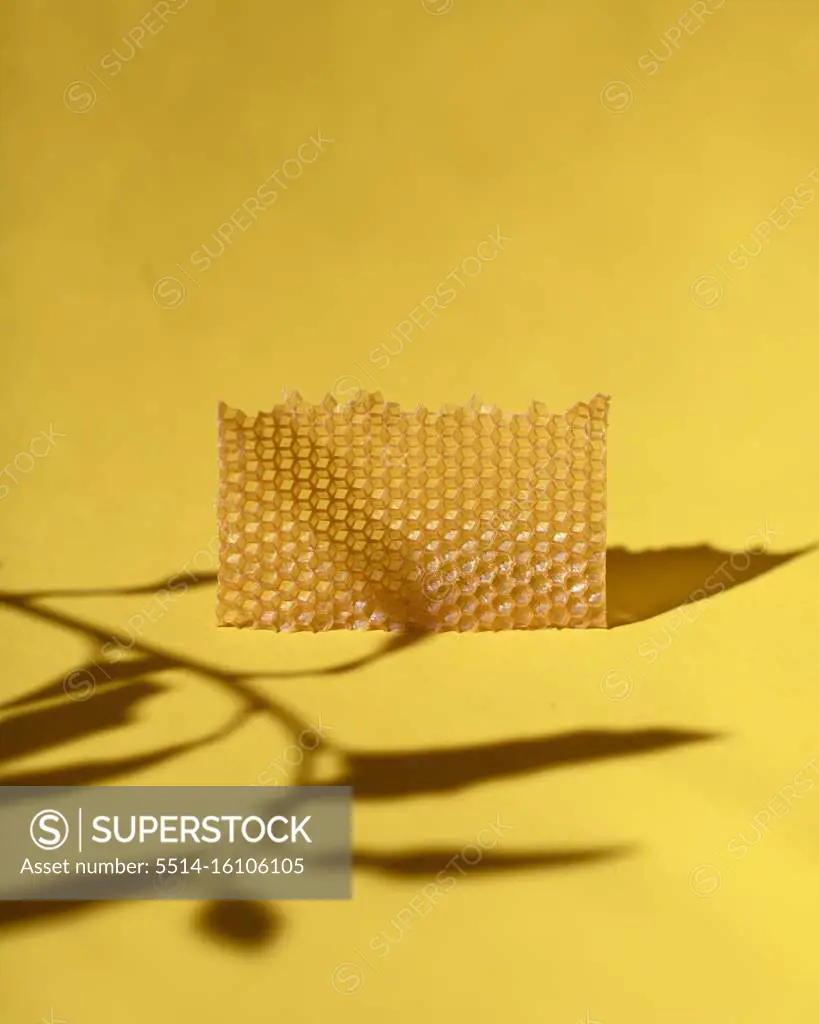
[0,573,431,715]
[4,534,790,945]
[0,724,710,932]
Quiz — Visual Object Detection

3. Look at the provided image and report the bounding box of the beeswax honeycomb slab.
[216,393,609,631]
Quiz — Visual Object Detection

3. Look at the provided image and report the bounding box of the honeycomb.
[216,392,609,632]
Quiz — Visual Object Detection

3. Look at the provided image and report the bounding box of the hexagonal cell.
[477,605,497,627]
[565,572,588,595]
[308,491,330,510]
[348,552,368,574]
[513,606,534,628]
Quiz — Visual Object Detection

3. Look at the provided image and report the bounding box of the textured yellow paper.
[217,392,609,631]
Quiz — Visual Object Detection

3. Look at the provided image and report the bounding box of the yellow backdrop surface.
[2,1,818,1021]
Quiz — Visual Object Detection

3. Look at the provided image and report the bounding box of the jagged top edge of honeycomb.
[217,392,610,422]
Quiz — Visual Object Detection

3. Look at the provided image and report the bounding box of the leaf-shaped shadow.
[348,846,633,874]
[195,900,286,949]
[0,680,165,767]
[0,654,176,714]
[0,709,250,791]
[339,728,717,799]
[0,878,287,954]
[607,544,815,628]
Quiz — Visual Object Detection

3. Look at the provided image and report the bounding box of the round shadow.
[196,900,285,949]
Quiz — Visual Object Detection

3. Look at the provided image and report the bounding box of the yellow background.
[2,0,818,1021]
